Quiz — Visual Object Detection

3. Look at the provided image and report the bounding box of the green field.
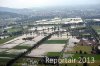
[92,26,100,30]
[47,52,62,57]
[72,54,100,60]
[73,45,92,54]
[0,53,17,65]
[13,46,31,49]
[92,26,100,33]
[0,36,17,44]
[0,52,17,57]
[7,28,22,33]
[43,40,67,44]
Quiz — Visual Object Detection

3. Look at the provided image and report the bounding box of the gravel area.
[27,44,65,57]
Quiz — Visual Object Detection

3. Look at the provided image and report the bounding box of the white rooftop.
[93,19,100,21]
[35,17,83,25]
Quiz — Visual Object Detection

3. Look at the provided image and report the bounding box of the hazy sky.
[0,0,100,8]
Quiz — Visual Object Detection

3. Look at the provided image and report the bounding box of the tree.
[48,28,49,31]
[79,50,82,54]
[83,63,88,66]
[65,64,67,66]
[84,51,87,54]
[76,51,78,54]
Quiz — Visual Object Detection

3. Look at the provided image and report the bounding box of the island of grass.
[43,40,67,44]
[13,46,31,49]
[47,52,63,57]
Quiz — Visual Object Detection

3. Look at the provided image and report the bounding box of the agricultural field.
[0,32,49,66]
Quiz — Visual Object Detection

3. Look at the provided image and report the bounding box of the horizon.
[0,0,100,9]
